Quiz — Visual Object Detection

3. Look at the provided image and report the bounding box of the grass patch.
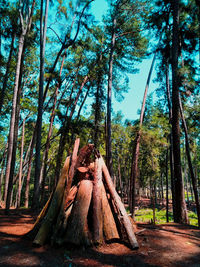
[135,208,198,226]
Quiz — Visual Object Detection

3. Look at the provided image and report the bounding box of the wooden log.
[64,185,78,210]
[51,139,80,244]
[54,204,73,246]
[101,181,119,241]
[100,156,139,249]
[64,180,93,246]
[65,138,80,197]
[26,192,53,239]
[51,185,78,245]
[92,158,103,245]
[75,144,94,168]
[33,156,70,246]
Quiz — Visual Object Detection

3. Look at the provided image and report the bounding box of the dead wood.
[33,156,70,246]
[51,139,80,244]
[64,179,93,246]
[101,181,119,241]
[65,138,80,197]
[101,156,139,249]
[64,185,78,210]
[75,144,94,168]
[26,191,53,239]
[92,158,103,245]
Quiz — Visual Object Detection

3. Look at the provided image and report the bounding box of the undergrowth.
[135,208,198,226]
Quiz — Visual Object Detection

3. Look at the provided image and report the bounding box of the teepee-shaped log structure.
[29,139,139,249]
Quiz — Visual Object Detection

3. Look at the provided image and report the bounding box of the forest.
[0,0,200,266]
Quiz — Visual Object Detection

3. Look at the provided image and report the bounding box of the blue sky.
[90,0,159,121]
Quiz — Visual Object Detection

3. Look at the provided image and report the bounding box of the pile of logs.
[29,139,139,249]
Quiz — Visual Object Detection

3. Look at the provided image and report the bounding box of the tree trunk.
[25,130,36,208]
[166,147,169,222]
[165,61,176,217]
[4,32,25,206]
[179,95,200,227]
[106,17,116,178]
[17,118,25,208]
[5,41,26,212]
[4,0,36,212]
[0,33,16,115]
[92,158,103,245]
[130,42,158,217]
[171,0,188,224]
[33,0,49,210]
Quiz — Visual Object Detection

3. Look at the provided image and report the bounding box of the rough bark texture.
[101,181,119,241]
[171,0,188,224]
[101,157,139,249]
[92,158,103,245]
[0,33,15,115]
[17,119,25,208]
[130,45,158,217]
[64,180,93,246]
[179,96,200,227]
[33,156,70,246]
[106,17,116,179]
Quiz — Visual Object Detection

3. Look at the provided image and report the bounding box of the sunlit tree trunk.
[33,0,49,210]
[130,43,158,217]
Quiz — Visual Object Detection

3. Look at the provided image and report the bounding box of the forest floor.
[0,203,200,267]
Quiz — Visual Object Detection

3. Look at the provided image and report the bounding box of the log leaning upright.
[101,156,139,249]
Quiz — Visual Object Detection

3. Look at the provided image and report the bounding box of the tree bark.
[17,118,25,208]
[64,180,93,246]
[33,0,49,210]
[106,16,116,178]
[0,33,16,115]
[4,0,36,212]
[130,44,158,217]
[171,0,188,224]
[101,156,139,249]
[92,158,103,245]
[179,95,200,227]
[33,156,70,246]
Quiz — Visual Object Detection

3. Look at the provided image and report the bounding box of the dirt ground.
[0,209,200,267]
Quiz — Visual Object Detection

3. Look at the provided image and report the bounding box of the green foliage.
[135,208,198,226]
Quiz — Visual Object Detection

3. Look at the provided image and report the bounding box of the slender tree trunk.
[166,147,169,222]
[165,61,176,217]
[185,165,190,205]
[25,130,36,208]
[33,0,49,210]
[130,42,158,217]
[40,49,66,204]
[4,0,36,212]
[171,0,188,223]
[17,119,25,208]
[106,17,116,178]
[5,40,26,212]
[0,148,7,203]
[4,33,25,206]
[179,95,200,226]
[0,33,16,115]
[94,72,103,148]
